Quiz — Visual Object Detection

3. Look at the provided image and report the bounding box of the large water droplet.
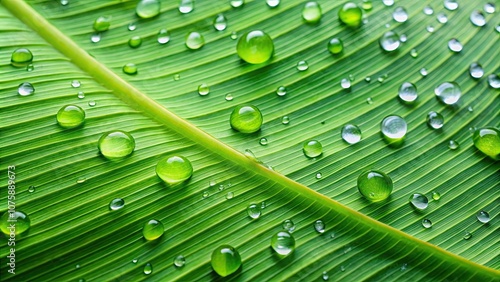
[157,29,171,44]
[271,231,295,256]
[136,0,161,19]
[143,263,153,275]
[409,193,429,210]
[338,2,363,28]
[327,38,343,55]
[283,219,296,232]
[236,30,274,64]
[444,0,458,11]
[18,82,35,96]
[71,80,81,88]
[123,63,138,75]
[0,211,30,235]
[198,83,210,96]
[211,245,241,277]
[302,1,322,24]
[469,62,484,79]
[422,219,432,228]
[435,82,461,105]
[314,220,325,233]
[225,94,233,101]
[303,140,322,158]
[57,105,85,129]
[230,105,263,133]
[487,74,500,88]
[341,124,362,144]
[247,204,261,219]
[476,210,490,223]
[109,198,125,210]
[296,60,309,71]
[470,10,486,27]
[398,82,418,103]
[185,32,205,50]
[128,36,142,48]
[174,255,186,267]
[11,48,33,67]
[93,16,111,32]
[213,14,227,31]
[357,170,393,202]
[426,111,444,129]
[142,219,164,240]
[393,7,408,23]
[448,38,463,52]
[381,115,407,142]
[179,0,194,14]
[437,12,448,23]
[98,131,135,160]
[379,31,400,52]
[484,2,496,13]
[340,78,351,89]
[156,155,193,185]
[281,116,290,125]
[472,127,500,160]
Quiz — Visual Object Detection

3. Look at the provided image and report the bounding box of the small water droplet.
[432,191,441,200]
[322,271,329,281]
[109,198,125,210]
[380,31,400,52]
[470,11,486,27]
[76,177,86,184]
[28,186,35,193]
[132,259,138,264]
[399,34,407,43]
[437,12,448,23]
[18,82,35,96]
[282,219,295,232]
[157,29,171,44]
[423,6,434,15]
[276,86,287,96]
[185,32,205,50]
[487,74,500,88]
[427,111,444,129]
[75,264,80,269]
[197,83,210,96]
[71,80,81,88]
[261,201,266,209]
[448,38,463,52]
[259,137,268,146]
[435,82,461,105]
[340,265,346,272]
[340,78,351,89]
[88,100,96,107]
[315,172,322,179]
[314,220,325,233]
[281,116,290,125]
[26,64,34,72]
[93,16,111,32]
[226,191,234,200]
[422,219,432,228]
[247,204,261,219]
[136,0,161,19]
[469,62,484,79]
[202,191,210,198]
[400,263,408,271]
[230,31,238,40]
[60,0,69,5]
[341,124,362,144]
[143,263,153,275]
[128,23,137,31]
[122,63,138,75]
[230,0,244,8]
[266,0,280,8]
[173,74,181,81]
[179,0,194,14]
[91,33,101,43]
[448,140,459,150]
[484,2,496,14]
[225,94,233,101]
[366,97,373,104]
[467,107,474,113]
[77,91,85,99]
[271,231,295,256]
[303,140,322,158]
[382,0,394,7]
[444,0,458,11]
[463,231,472,240]
[296,60,309,71]
[410,49,418,58]
[174,255,186,267]
[302,1,322,24]
[476,210,490,223]
[361,0,372,11]
[426,25,435,33]
[348,74,355,81]
[398,82,418,103]
[420,68,428,77]
[364,76,371,82]
[128,36,142,48]
[409,193,429,210]
[393,7,408,23]
[213,14,227,31]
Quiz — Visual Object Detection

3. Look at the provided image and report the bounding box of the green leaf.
[1,0,499,281]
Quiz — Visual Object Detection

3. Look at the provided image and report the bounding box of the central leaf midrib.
[3,0,498,279]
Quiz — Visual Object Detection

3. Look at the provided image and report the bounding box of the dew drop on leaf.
[409,193,429,210]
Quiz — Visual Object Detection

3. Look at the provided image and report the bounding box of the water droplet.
[271,231,295,256]
[409,49,418,58]
[143,263,153,275]
[281,116,290,125]
[344,245,352,254]
[128,36,142,48]
[484,2,496,13]
[88,100,96,107]
[357,170,393,202]
[314,172,322,180]
[71,80,80,88]
[381,115,407,143]
[435,82,461,105]
[364,76,371,82]
[26,64,34,72]
[156,155,193,185]
[60,0,69,5]
[11,48,33,67]
[400,263,408,271]
[28,186,35,193]
[109,198,125,211]
[340,78,351,89]
[327,37,344,55]
[142,219,164,240]
[225,94,233,101]
[432,191,441,201]
[473,127,500,160]
[382,0,394,6]
[398,82,418,104]
[340,265,346,272]
[487,74,500,88]
[303,140,322,158]
[361,0,372,11]
[127,23,137,31]
[469,126,476,133]
[17,82,35,96]
[93,16,111,32]
[437,12,448,23]
[90,33,101,43]
[198,83,210,96]
[211,245,241,277]
[463,231,472,240]
[420,68,428,77]
[282,219,296,232]
[75,264,80,269]
[76,177,86,184]
[399,34,407,43]
[469,62,484,79]
[423,6,434,15]
[174,255,186,267]
[393,7,408,22]
[98,131,135,160]
[179,0,194,14]
[366,97,373,104]
[0,211,31,235]
[322,271,329,281]
[266,0,280,8]
[470,10,486,27]
[213,14,227,31]
[341,124,362,144]
[302,1,322,24]
[296,60,309,71]
[422,219,432,228]
[314,220,325,233]
[378,74,387,83]
[123,63,138,75]
[409,193,429,210]
[348,74,355,81]
[379,31,400,52]
[426,111,444,129]
[448,140,459,150]
[236,30,274,64]
[426,25,435,33]
[173,73,181,81]
[230,31,238,40]
[57,105,85,129]
[226,192,234,199]
[276,86,287,96]
[132,259,138,264]
[259,137,268,146]
[476,210,490,223]
[157,29,171,44]
[448,38,463,53]
[185,32,205,50]
[247,204,261,219]
[230,0,244,8]
[443,0,458,11]
[338,2,363,27]
[230,105,263,133]
[136,0,161,19]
